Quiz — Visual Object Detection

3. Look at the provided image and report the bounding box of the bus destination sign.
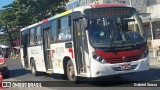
[85,8,135,18]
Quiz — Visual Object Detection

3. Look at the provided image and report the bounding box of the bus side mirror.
[138,13,151,21]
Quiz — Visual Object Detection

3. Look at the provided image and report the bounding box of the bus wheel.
[31,60,38,76]
[67,60,77,83]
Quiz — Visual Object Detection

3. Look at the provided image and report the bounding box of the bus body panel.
[50,42,78,75]
[27,46,46,72]
[90,56,149,77]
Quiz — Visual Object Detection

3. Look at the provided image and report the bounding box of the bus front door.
[73,19,87,74]
[22,34,29,68]
[43,28,53,72]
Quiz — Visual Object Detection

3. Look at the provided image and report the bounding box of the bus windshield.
[85,7,146,48]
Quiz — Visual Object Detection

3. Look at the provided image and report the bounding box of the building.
[66,0,131,10]
[146,1,160,50]
[66,0,79,10]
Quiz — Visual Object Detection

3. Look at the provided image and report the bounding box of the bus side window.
[21,32,24,47]
[51,20,57,43]
[58,16,71,42]
[67,16,72,40]
[0,48,3,57]
[65,28,71,40]
[36,26,42,44]
[29,28,35,45]
[57,19,62,42]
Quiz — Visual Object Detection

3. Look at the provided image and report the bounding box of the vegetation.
[0,0,69,46]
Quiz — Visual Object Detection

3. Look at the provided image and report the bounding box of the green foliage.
[0,0,69,46]
[0,0,69,28]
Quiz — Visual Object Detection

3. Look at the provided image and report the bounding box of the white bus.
[20,3,149,82]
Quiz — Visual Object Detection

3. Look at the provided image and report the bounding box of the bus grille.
[107,56,140,64]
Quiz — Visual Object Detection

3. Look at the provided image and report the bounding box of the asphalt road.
[2,58,160,90]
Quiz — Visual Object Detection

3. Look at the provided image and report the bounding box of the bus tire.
[31,60,38,76]
[67,60,78,83]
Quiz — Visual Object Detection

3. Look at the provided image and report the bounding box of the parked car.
[0,47,9,78]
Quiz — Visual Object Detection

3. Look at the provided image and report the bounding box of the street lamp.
[149,18,156,58]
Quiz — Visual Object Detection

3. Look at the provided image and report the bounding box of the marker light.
[92,53,106,64]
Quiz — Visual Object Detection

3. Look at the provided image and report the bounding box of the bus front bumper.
[90,56,149,78]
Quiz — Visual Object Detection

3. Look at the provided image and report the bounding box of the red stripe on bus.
[95,46,147,64]
[42,19,48,23]
[52,50,55,58]
[52,50,55,53]
[69,48,74,59]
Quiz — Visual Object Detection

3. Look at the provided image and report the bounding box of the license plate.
[120,64,131,70]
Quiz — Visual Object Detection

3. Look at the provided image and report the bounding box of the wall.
[147,3,160,20]
[148,0,160,6]
[106,0,148,13]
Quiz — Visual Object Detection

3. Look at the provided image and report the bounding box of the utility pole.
[149,18,156,58]
[129,0,132,6]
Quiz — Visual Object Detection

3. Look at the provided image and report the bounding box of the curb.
[6,57,20,60]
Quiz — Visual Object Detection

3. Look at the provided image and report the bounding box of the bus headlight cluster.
[141,49,148,59]
[93,53,106,64]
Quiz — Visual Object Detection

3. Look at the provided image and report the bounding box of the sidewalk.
[149,51,160,67]
[8,54,20,60]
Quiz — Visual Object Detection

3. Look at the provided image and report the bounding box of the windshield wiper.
[116,22,137,46]
[108,21,137,48]
[124,32,137,46]
[108,21,117,48]
[108,21,124,48]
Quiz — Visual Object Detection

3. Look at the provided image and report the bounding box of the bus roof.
[20,3,129,32]
[20,10,72,32]
[90,3,128,8]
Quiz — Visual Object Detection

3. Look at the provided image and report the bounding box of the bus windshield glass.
[85,7,146,48]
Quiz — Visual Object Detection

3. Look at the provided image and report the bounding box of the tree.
[0,8,16,46]
[6,0,69,25]
[0,0,69,57]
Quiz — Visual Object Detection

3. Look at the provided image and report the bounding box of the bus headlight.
[141,49,148,59]
[93,53,106,64]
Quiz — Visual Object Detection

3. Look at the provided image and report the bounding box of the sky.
[0,0,14,9]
